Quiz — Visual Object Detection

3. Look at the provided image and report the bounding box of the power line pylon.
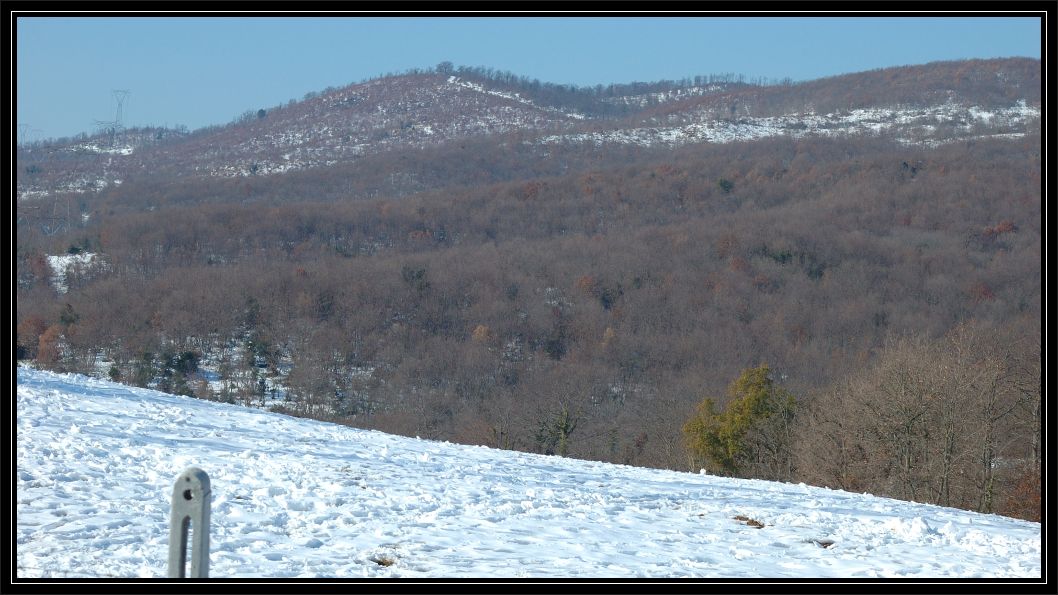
[112,89,130,129]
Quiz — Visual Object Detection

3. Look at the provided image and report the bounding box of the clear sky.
[14,14,1043,142]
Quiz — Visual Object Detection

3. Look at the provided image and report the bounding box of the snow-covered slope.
[15,367,1041,580]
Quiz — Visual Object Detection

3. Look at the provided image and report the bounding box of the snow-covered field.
[15,367,1042,580]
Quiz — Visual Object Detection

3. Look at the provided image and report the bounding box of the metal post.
[168,467,211,578]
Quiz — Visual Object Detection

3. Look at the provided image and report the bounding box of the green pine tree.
[683,364,796,478]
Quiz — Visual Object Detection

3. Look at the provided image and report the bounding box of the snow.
[15,367,1042,581]
[599,85,728,107]
[540,102,1040,149]
[447,75,587,120]
[45,252,97,294]
[73,143,135,155]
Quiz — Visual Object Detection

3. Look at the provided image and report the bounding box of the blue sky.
[15,15,1043,142]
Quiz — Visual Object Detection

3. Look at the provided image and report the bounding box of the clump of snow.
[15,367,1041,580]
[45,252,97,294]
[72,143,135,155]
[16,189,52,202]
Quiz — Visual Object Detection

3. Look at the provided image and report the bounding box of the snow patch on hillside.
[448,76,587,120]
[46,252,98,294]
[599,84,729,107]
[540,101,1039,148]
[67,142,136,156]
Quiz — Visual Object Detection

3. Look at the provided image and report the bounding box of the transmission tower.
[18,124,32,147]
[112,89,130,129]
[92,89,130,146]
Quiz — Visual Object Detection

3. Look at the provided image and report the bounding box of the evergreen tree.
[683,365,796,479]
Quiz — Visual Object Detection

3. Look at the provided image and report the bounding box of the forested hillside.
[15,58,1042,521]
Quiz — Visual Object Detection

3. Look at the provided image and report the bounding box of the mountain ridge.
[16,57,1041,203]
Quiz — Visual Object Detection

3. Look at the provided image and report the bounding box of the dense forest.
[15,63,1042,522]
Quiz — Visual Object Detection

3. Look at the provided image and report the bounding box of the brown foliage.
[37,325,65,366]
[17,316,48,359]
[968,281,996,304]
[999,467,1041,522]
[795,323,1040,517]
[15,121,1040,483]
[471,324,493,343]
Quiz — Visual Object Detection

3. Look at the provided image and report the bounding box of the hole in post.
[185,519,193,577]
[183,489,194,500]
